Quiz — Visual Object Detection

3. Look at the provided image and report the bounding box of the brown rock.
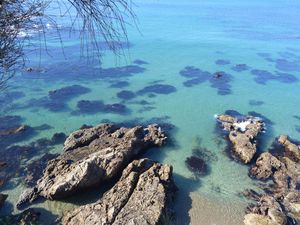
[17,124,167,208]
[278,135,300,162]
[250,152,282,180]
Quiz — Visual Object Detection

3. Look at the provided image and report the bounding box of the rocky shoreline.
[10,123,176,225]
[0,112,299,225]
[216,113,300,225]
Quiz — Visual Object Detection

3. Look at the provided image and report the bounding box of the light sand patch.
[188,192,246,225]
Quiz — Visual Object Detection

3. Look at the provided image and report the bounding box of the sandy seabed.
[179,192,247,225]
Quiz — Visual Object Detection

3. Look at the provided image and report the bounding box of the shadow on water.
[172,173,200,225]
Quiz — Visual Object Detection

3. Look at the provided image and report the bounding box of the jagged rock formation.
[216,114,264,163]
[17,124,166,208]
[61,158,176,225]
[245,135,300,225]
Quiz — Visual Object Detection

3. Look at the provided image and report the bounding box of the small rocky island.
[216,114,264,163]
[15,123,176,225]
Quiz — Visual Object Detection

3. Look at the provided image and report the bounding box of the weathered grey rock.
[216,114,264,163]
[17,124,166,208]
[61,158,176,225]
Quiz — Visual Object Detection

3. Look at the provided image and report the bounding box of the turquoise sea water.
[1,0,300,224]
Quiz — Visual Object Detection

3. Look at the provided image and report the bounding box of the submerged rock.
[216,114,264,163]
[185,156,208,177]
[17,124,167,208]
[0,193,7,208]
[0,209,40,225]
[0,125,28,137]
[61,158,176,225]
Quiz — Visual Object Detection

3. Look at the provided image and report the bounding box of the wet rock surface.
[216,114,264,163]
[245,135,300,225]
[17,124,167,208]
[61,158,176,225]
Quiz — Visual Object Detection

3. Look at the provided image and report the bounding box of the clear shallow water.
[1,0,300,224]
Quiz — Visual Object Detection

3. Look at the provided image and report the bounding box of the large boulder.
[17,124,166,208]
[61,158,176,225]
[216,114,264,163]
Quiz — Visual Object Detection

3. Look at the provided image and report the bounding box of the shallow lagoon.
[1,0,300,224]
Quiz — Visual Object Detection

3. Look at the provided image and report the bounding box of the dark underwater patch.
[22,62,145,82]
[137,84,177,95]
[34,124,53,131]
[27,97,68,112]
[117,90,136,100]
[99,65,146,79]
[183,78,205,87]
[105,103,129,114]
[251,69,275,85]
[185,156,208,177]
[24,85,91,112]
[275,59,300,72]
[0,131,66,188]
[248,111,273,125]
[180,66,211,87]
[215,59,231,65]
[224,110,244,118]
[251,69,298,84]
[0,115,23,131]
[0,91,25,109]
[109,81,130,89]
[179,66,211,78]
[231,64,250,72]
[75,100,105,114]
[296,126,300,134]
[25,153,59,187]
[275,72,298,83]
[73,100,129,115]
[210,71,233,95]
[133,59,148,65]
[180,66,233,94]
[138,106,156,113]
[49,85,90,101]
[294,115,300,121]
[249,100,264,106]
